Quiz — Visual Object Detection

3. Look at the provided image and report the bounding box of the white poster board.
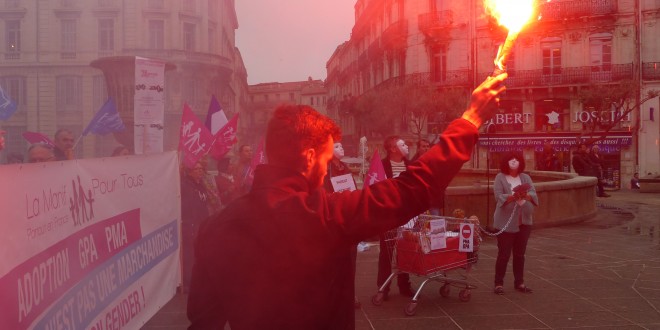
[428,219,447,250]
[330,174,357,192]
[134,57,166,154]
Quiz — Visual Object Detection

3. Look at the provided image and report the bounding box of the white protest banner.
[330,174,357,193]
[0,151,181,329]
[134,57,166,154]
[458,223,475,252]
[429,219,447,250]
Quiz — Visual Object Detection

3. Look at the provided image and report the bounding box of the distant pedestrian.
[0,129,5,152]
[589,145,610,197]
[7,152,23,164]
[631,172,640,189]
[215,157,239,208]
[537,142,561,171]
[322,141,361,309]
[111,146,130,156]
[27,143,56,163]
[376,135,415,299]
[231,144,253,196]
[572,143,609,197]
[53,128,75,160]
[180,160,211,294]
[410,138,431,162]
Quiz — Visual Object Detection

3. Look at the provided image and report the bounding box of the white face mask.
[508,158,520,170]
[396,140,409,157]
[333,143,344,159]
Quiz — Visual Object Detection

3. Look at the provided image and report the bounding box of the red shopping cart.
[371,215,481,316]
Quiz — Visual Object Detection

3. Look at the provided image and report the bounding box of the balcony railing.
[367,39,382,61]
[381,19,408,50]
[4,51,20,60]
[5,0,19,8]
[642,62,660,80]
[540,0,617,21]
[358,52,368,68]
[375,70,473,90]
[418,10,453,36]
[478,63,632,88]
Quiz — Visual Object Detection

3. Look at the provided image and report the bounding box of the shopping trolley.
[371,215,481,316]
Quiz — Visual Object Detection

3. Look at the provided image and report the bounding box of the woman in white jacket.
[492,152,538,295]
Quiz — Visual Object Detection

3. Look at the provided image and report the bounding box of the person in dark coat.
[376,135,414,299]
[180,160,211,293]
[588,145,610,197]
[323,142,361,308]
[186,73,508,330]
[537,142,561,171]
[572,143,609,197]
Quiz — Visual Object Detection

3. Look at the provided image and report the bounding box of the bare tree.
[351,81,468,139]
[577,80,658,145]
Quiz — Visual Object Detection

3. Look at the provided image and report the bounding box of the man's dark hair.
[266,105,341,171]
[383,135,401,157]
[54,128,73,139]
[416,139,430,148]
[499,152,526,174]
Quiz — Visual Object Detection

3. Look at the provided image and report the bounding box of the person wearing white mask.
[492,152,538,296]
[375,136,415,299]
[322,142,361,308]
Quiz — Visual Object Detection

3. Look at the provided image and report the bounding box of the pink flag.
[209,114,239,160]
[22,131,55,147]
[244,137,267,187]
[179,103,214,168]
[365,149,386,186]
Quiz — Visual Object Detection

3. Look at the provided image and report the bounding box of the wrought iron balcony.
[375,70,473,90]
[367,39,382,61]
[642,62,660,80]
[478,63,632,88]
[358,52,369,69]
[418,10,453,38]
[381,19,408,50]
[539,0,617,21]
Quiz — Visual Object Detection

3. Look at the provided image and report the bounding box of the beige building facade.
[242,78,327,146]
[327,0,660,189]
[0,0,247,159]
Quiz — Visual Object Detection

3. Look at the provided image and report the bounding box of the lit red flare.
[484,0,538,72]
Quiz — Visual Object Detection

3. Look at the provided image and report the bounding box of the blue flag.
[82,98,125,136]
[0,85,18,121]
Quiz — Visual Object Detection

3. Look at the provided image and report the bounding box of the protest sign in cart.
[372,215,481,316]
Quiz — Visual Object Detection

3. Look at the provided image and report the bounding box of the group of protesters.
[0,128,133,164]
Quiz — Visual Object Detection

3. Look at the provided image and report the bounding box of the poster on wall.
[134,56,166,154]
[0,151,181,329]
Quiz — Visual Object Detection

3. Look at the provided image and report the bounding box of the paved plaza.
[143,190,660,329]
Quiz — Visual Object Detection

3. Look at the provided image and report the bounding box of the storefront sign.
[483,113,532,125]
[572,110,632,123]
[479,133,632,152]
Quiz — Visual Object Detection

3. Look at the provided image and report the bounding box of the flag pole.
[72,133,84,150]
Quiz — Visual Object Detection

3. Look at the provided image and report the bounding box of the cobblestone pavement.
[143,190,660,329]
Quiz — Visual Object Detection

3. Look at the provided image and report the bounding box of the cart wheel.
[439,284,451,297]
[371,292,385,306]
[404,302,417,316]
[458,289,471,302]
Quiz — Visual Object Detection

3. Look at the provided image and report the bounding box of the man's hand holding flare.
[461,72,508,128]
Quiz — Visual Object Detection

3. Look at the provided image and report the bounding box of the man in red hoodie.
[187,73,507,330]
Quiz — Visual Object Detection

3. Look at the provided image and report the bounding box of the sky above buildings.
[235,0,356,85]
